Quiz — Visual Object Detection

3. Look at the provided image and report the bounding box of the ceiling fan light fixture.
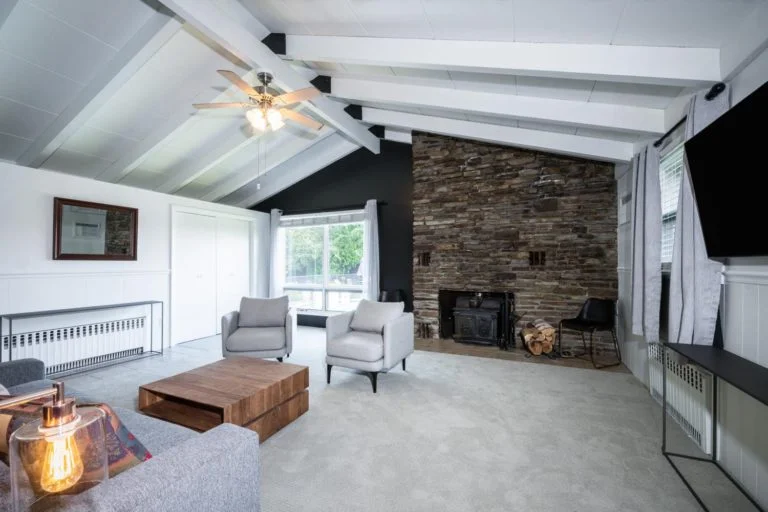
[250,115,267,132]
[246,108,263,124]
[266,108,283,130]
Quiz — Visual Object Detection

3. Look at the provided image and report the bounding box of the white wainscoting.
[718,268,768,507]
[0,271,169,348]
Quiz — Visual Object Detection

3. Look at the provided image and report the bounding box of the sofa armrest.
[383,313,414,370]
[0,359,45,389]
[64,424,260,512]
[326,311,354,346]
[285,308,297,355]
[221,311,239,355]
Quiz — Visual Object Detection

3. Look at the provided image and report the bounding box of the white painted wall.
[0,161,269,348]
[618,48,768,507]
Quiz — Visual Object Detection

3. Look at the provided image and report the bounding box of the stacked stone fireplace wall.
[412,133,618,353]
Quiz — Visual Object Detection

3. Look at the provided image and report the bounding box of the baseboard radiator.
[648,343,713,454]
[2,317,147,376]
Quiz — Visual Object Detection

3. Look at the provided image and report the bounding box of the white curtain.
[630,145,662,341]
[269,208,285,298]
[361,199,380,301]
[669,85,730,345]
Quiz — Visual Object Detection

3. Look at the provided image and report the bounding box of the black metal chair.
[558,299,621,369]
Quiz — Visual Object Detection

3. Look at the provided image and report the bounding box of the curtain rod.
[653,82,726,148]
[281,202,388,216]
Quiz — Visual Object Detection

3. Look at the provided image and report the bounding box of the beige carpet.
[63,327,751,511]
[259,329,721,511]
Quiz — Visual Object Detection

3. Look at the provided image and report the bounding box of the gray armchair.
[222,296,295,361]
[326,299,414,393]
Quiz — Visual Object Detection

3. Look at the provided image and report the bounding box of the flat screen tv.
[685,80,768,261]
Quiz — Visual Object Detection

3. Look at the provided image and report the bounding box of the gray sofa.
[0,359,260,511]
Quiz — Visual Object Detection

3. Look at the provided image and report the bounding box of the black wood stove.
[441,291,515,349]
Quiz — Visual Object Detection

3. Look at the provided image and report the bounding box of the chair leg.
[591,329,622,370]
[326,365,332,384]
[402,358,406,371]
[557,322,563,354]
[368,372,378,393]
[580,332,588,354]
[277,357,283,362]
[588,330,598,368]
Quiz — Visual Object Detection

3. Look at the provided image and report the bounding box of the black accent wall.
[253,140,414,312]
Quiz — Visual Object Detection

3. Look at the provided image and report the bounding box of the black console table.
[663,343,768,511]
[0,301,164,376]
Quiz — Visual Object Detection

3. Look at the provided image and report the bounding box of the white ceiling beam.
[223,133,359,207]
[720,2,768,80]
[0,1,19,30]
[201,128,335,202]
[155,129,256,194]
[363,108,633,163]
[384,128,412,145]
[16,10,182,168]
[158,0,380,153]
[285,36,721,87]
[332,77,665,135]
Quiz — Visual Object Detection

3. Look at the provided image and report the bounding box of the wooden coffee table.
[138,357,308,442]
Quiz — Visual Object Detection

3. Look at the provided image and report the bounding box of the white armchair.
[222,296,295,361]
[326,299,414,393]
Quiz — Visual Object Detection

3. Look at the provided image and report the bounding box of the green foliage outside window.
[285,223,363,285]
[285,227,323,283]
[329,224,363,281]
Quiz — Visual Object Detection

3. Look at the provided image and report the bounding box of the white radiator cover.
[2,316,147,376]
[649,343,713,454]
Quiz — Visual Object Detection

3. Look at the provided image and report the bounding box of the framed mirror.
[53,197,138,260]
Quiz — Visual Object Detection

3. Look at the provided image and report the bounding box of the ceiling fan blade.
[274,87,320,106]
[217,70,260,97]
[194,102,250,109]
[280,109,323,130]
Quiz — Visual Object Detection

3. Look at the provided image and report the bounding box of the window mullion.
[323,225,330,311]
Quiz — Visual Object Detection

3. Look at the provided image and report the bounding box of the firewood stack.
[521,319,556,356]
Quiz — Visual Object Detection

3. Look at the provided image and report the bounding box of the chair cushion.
[239,296,288,327]
[226,327,286,352]
[349,299,404,333]
[327,331,384,362]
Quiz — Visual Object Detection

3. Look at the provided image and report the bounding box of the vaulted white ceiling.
[1,0,766,206]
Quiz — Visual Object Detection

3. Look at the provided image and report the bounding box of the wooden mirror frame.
[53,197,138,261]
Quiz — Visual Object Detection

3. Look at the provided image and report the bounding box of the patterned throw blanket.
[0,397,152,488]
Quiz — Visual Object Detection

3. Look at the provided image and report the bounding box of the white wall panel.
[718,271,768,509]
[0,161,267,347]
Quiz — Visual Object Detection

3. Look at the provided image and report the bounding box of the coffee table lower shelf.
[139,389,309,442]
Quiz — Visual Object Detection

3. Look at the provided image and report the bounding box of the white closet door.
[216,217,251,328]
[172,212,217,344]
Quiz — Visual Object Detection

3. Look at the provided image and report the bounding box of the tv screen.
[685,80,768,261]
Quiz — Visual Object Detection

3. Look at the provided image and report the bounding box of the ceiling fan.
[194,70,323,132]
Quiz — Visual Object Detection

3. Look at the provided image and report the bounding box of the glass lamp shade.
[266,108,283,131]
[9,407,108,511]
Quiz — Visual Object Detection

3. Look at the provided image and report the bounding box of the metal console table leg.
[661,345,764,511]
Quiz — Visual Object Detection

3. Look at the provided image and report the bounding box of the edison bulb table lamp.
[1,382,107,511]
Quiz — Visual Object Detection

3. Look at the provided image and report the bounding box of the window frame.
[281,220,364,312]
[659,141,685,273]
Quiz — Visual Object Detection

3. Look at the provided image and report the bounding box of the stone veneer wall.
[412,132,618,352]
